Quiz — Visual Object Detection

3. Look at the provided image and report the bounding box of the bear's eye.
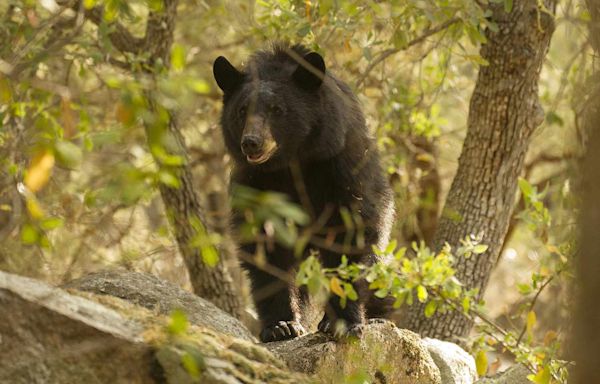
[269,105,283,116]
[238,105,247,118]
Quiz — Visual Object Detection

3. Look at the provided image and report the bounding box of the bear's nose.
[241,135,263,155]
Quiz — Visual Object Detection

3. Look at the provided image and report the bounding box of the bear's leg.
[365,294,394,319]
[243,263,306,342]
[317,253,366,337]
[317,282,365,337]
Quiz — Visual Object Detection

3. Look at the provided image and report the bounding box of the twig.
[514,273,558,347]
[56,0,144,54]
[236,249,293,283]
[524,152,580,179]
[356,17,461,88]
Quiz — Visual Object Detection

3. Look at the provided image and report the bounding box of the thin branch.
[5,3,86,79]
[432,290,541,376]
[61,204,127,282]
[356,17,461,88]
[514,273,558,347]
[56,0,143,54]
[523,152,581,180]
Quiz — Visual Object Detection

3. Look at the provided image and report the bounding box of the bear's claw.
[260,320,306,342]
[318,316,364,339]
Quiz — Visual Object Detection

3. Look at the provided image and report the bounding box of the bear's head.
[213,44,336,170]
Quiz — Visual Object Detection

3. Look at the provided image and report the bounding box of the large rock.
[422,337,477,384]
[0,270,308,384]
[65,272,442,383]
[0,270,152,383]
[475,364,531,384]
[267,320,442,384]
[63,270,255,342]
[1,269,475,384]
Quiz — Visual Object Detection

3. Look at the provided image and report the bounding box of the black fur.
[213,43,395,342]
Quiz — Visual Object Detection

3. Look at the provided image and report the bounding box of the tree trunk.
[402,1,556,340]
[572,80,600,384]
[572,1,600,381]
[63,0,245,318]
[139,1,244,319]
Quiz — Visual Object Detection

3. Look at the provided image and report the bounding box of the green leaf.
[339,295,347,309]
[181,353,201,378]
[517,283,532,295]
[308,275,323,296]
[392,29,408,49]
[39,217,64,230]
[296,23,311,37]
[545,111,564,126]
[473,244,488,254]
[475,350,488,376]
[168,309,188,335]
[201,246,219,267]
[394,247,406,260]
[486,21,499,33]
[171,44,186,72]
[147,0,164,12]
[188,79,211,94]
[424,300,437,318]
[363,47,372,61]
[526,310,537,339]
[157,169,181,188]
[54,140,82,169]
[464,55,490,66]
[465,25,487,45]
[319,0,334,15]
[504,0,513,13]
[385,240,397,254]
[391,291,404,308]
[345,283,358,301]
[344,371,370,384]
[461,297,471,313]
[528,367,551,384]
[0,76,12,103]
[151,146,185,166]
[294,232,311,258]
[416,285,428,302]
[330,277,345,298]
[519,178,534,198]
[339,207,354,231]
[189,218,220,267]
[21,224,39,245]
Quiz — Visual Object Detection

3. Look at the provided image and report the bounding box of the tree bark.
[402,1,556,340]
[140,1,244,319]
[572,1,600,382]
[572,81,600,384]
[405,136,441,246]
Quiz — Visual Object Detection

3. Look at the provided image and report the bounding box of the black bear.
[213,43,394,342]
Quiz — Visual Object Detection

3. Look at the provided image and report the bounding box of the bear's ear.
[213,56,244,94]
[292,52,326,90]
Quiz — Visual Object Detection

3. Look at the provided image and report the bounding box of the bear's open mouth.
[246,140,278,165]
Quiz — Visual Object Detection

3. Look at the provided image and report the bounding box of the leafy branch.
[296,235,570,383]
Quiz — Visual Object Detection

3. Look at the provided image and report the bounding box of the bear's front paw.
[318,316,364,339]
[260,321,306,342]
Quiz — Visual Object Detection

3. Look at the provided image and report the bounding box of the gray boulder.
[63,270,255,342]
[0,270,307,384]
[1,269,482,384]
[267,320,442,384]
[422,337,478,384]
